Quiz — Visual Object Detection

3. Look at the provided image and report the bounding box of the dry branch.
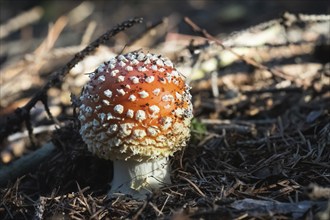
[183,17,295,82]
[0,17,143,142]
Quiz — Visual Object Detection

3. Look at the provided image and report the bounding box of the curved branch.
[0,17,143,142]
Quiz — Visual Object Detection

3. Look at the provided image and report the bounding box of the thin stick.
[179,175,206,197]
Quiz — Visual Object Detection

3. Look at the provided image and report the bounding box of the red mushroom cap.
[78,51,193,161]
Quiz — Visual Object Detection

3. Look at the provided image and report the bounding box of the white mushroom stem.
[110,157,171,198]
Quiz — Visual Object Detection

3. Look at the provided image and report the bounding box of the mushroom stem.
[110,157,171,198]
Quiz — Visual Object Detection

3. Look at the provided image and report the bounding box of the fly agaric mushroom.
[78,51,193,198]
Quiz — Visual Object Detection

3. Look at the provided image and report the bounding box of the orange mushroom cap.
[78,51,193,161]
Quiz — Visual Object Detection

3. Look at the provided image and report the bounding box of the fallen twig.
[229,198,328,219]
[0,142,57,187]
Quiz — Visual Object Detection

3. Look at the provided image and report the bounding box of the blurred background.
[1,0,329,47]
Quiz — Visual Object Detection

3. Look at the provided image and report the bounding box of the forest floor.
[0,1,329,219]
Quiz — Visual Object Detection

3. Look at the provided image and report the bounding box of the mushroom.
[78,51,193,198]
